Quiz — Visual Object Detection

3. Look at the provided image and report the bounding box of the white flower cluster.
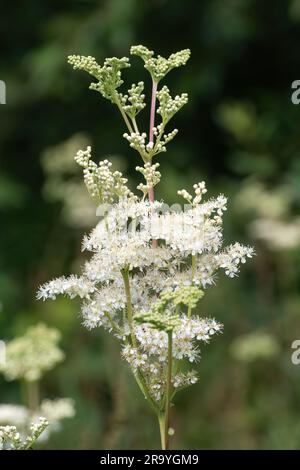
[40,398,75,424]
[38,174,253,403]
[0,405,29,428]
[39,398,75,436]
[134,315,221,363]
[142,195,231,256]
[0,399,75,445]
[0,417,48,451]
[173,370,198,389]
[215,243,254,278]
[0,324,64,382]
[178,181,208,205]
[37,274,96,300]
[121,313,216,401]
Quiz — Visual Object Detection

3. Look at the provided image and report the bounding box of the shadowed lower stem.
[158,331,173,449]
[121,267,160,415]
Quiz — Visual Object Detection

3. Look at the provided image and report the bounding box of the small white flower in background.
[38,398,75,438]
[40,398,75,425]
[0,399,75,445]
[0,325,75,448]
[0,323,64,382]
[0,417,48,451]
[0,405,29,428]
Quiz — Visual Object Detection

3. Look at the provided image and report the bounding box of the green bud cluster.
[154,285,204,313]
[68,45,191,173]
[68,55,130,103]
[130,45,190,82]
[135,311,181,333]
[135,285,204,333]
[157,86,188,124]
[75,146,136,203]
[120,82,146,120]
[170,285,204,309]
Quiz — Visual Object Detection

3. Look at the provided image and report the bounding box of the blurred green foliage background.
[1,0,300,449]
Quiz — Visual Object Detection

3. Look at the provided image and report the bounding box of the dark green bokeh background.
[1,0,300,449]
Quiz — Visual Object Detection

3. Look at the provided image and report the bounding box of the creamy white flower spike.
[39,45,254,449]
[38,179,253,404]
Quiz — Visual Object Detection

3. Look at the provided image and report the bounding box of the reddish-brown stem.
[149,79,158,144]
[149,188,157,248]
[148,79,158,248]
[148,186,155,203]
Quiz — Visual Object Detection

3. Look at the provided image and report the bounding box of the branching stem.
[149,79,158,144]
[115,95,134,133]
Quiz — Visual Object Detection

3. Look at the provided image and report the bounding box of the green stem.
[150,124,164,158]
[191,254,197,278]
[121,269,160,416]
[134,371,160,414]
[132,117,139,133]
[149,79,158,144]
[158,332,173,449]
[115,96,134,133]
[188,255,197,318]
[164,331,173,450]
[104,311,123,335]
[26,380,39,412]
[158,413,166,450]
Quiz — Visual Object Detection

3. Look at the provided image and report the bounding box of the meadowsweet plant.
[38,45,254,449]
